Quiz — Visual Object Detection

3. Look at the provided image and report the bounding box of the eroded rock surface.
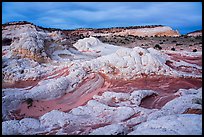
[2,22,202,135]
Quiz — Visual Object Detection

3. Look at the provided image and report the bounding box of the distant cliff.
[2,21,180,37]
[187,30,202,37]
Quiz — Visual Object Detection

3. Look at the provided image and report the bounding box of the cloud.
[2,2,202,34]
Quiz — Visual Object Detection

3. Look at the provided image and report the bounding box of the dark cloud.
[2,2,202,34]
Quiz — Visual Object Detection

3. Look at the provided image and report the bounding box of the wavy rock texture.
[2,22,202,135]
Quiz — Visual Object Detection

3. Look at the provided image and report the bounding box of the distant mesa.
[187,30,202,37]
[2,21,180,37]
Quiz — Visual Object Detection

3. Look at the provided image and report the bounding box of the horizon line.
[2,20,202,35]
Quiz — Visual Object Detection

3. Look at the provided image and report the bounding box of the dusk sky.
[2,2,202,34]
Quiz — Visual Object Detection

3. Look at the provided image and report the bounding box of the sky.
[2,2,202,34]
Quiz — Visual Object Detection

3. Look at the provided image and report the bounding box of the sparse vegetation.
[96,33,201,52]
[2,38,12,46]
[176,43,183,46]
[193,49,197,52]
[24,98,33,108]
[124,38,129,41]
[20,70,24,74]
[139,51,143,56]
[171,47,176,51]
[154,44,162,50]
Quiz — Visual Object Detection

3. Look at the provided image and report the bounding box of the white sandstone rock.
[129,114,202,135]
[89,123,128,135]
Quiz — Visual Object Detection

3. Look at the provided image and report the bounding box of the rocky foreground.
[2,22,202,135]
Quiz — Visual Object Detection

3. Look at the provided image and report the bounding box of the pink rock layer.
[11,73,109,119]
[106,75,202,109]
[11,73,202,120]
[165,60,202,75]
[7,52,203,120]
[167,53,202,66]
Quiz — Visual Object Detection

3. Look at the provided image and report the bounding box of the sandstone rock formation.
[187,30,202,37]
[2,21,202,135]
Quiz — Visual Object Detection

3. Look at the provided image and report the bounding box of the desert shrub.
[128,34,134,37]
[159,42,163,44]
[189,44,192,46]
[2,38,12,45]
[154,44,162,50]
[25,98,33,108]
[193,49,197,52]
[172,40,177,43]
[124,38,129,41]
[79,34,85,39]
[20,70,24,74]
[176,43,183,46]
[139,52,143,56]
[171,47,175,51]
[195,36,202,39]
